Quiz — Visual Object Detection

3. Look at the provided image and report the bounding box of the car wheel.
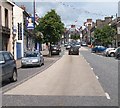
[110,53,115,57]
[39,61,42,67]
[42,59,44,65]
[118,57,120,60]
[10,69,17,82]
[21,65,24,68]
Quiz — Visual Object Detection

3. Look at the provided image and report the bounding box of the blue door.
[16,43,22,59]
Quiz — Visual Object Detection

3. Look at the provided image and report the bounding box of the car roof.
[0,51,10,53]
[25,51,39,53]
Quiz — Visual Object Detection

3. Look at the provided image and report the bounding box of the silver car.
[21,51,44,67]
[103,48,115,57]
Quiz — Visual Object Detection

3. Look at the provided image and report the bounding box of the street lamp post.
[33,0,37,50]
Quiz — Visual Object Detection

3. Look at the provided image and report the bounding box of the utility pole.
[34,0,35,28]
[116,13,118,47]
[33,0,36,49]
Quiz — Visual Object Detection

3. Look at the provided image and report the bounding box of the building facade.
[0,1,13,54]
[13,4,36,60]
[13,3,24,60]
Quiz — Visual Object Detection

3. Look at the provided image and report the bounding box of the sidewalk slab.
[41,50,49,56]
[16,59,21,69]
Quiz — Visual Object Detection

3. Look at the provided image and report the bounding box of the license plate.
[52,51,56,52]
[26,60,32,64]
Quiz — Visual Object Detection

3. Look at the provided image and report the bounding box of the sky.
[14,0,119,27]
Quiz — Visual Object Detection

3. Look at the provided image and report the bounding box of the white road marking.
[91,68,93,70]
[105,92,111,100]
[96,76,99,79]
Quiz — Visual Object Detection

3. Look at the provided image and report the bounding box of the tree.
[36,10,64,42]
[94,25,116,47]
[36,9,64,56]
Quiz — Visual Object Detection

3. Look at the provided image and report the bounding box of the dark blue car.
[0,51,18,83]
[92,46,107,53]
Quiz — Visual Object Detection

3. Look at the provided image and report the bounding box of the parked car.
[81,41,87,46]
[107,48,116,57]
[69,45,79,55]
[51,44,61,55]
[0,51,17,83]
[21,51,44,67]
[75,42,81,48]
[58,45,61,52]
[66,44,71,50]
[103,48,115,57]
[115,47,120,59]
[91,46,107,53]
[64,43,68,47]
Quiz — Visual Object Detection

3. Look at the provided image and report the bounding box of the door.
[16,43,22,59]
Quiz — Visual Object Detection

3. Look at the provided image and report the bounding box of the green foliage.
[94,25,116,46]
[36,9,64,43]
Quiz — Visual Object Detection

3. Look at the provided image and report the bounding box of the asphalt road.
[2,47,119,107]
[79,47,118,106]
[2,56,61,92]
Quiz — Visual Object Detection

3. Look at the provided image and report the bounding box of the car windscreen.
[75,43,80,45]
[25,53,38,57]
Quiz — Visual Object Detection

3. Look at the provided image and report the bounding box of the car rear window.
[25,53,38,57]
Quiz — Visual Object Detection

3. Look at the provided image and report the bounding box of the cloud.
[15,1,118,27]
[13,0,120,2]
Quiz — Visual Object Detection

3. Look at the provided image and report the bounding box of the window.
[0,6,1,26]
[9,52,14,60]
[117,48,120,53]
[18,23,22,40]
[3,52,11,61]
[25,52,38,57]
[5,8,8,27]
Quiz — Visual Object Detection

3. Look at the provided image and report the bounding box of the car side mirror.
[0,60,5,64]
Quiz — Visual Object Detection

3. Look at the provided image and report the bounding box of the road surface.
[2,47,118,106]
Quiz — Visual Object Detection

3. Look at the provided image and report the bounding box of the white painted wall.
[13,4,24,60]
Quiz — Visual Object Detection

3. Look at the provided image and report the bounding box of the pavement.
[16,59,21,69]
[41,50,49,56]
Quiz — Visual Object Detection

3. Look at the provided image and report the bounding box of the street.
[2,47,118,106]
[2,56,61,93]
[1,1,120,107]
